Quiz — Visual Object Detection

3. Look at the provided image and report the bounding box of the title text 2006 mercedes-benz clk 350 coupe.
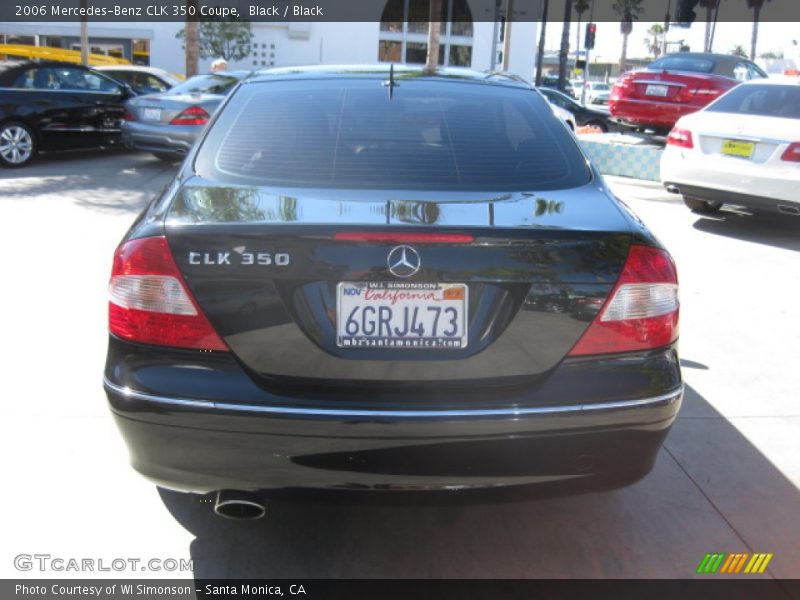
[104,66,682,519]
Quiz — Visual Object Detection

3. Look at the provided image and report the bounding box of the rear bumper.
[121,121,201,156]
[661,146,800,211]
[104,347,683,494]
[609,98,699,129]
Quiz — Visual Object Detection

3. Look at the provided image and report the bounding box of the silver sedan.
[122,71,251,161]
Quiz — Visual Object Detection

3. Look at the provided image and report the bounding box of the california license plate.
[645,84,669,97]
[721,139,755,158]
[336,282,468,349]
[142,107,162,121]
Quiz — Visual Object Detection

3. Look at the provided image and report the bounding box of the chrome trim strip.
[103,378,682,419]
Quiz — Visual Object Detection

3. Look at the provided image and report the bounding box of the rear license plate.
[721,139,755,158]
[142,108,162,121]
[645,84,669,97]
[336,282,468,349]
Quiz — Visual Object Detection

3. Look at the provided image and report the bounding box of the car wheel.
[586,120,608,133]
[683,196,722,214]
[153,152,179,163]
[0,121,37,167]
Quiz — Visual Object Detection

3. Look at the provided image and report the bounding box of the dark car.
[537,87,616,132]
[121,71,250,162]
[609,52,768,134]
[540,74,577,98]
[104,65,682,519]
[0,60,131,167]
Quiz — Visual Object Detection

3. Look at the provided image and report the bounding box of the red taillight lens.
[122,110,135,121]
[108,236,227,351]
[666,127,694,149]
[334,232,474,243]
[568,245,679,356]
[780,142,800,162]
[170,105,209,126]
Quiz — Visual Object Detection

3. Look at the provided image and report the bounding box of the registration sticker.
[336,282,468,349]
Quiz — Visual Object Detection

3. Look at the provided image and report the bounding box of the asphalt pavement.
[0,149,798,580]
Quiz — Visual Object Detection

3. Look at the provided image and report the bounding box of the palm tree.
[612,0,644,74]
[730,44,747,58]
[698,0,717,52]
[184,0,199,77]
[534,0,550,86]
[747,0,772,60]
[643,24,665,59]
[574,0,591,54]
[557,0,573,91]
[426,0,442,71]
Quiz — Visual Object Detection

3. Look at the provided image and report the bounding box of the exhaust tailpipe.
[665,184,681,194]
[777,204,800,216]
[214,490,266,520]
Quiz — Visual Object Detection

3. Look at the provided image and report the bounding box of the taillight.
[122,110,135,121]
[568,245,679,356]
[780,142,800,162]
[170,105,209,126]
[108,236,227,351]
[666,127,694,149]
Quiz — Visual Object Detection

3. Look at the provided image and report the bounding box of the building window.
[378,0,473,67]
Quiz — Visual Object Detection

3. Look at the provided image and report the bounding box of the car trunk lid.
[163,180,635,390]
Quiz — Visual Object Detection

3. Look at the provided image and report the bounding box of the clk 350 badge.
[188,252,290,266]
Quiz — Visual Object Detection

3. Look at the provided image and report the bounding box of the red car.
[609,52,767,134]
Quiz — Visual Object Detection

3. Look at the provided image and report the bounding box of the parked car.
[121,70,250,161]
[610,52,768,134]
[580,81,612,105]
[0,60,131,167]
[661,78,800,215]
[104,65,682,518]
[549,101,578,131]
[589,90,610,106]
[96,65,182,95]
[540,74,577,98]
[538,87,616,132]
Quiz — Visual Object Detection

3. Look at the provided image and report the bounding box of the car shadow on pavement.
[0,149,177,214]
[692,210,800,252]
[158,383,800,579]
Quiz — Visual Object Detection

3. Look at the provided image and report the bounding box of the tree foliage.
[177,20,253,62]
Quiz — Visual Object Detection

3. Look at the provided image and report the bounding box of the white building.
[1,0,538,81]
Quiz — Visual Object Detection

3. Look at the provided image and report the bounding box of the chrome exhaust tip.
[213,490,266,520]
[665,184,681,194]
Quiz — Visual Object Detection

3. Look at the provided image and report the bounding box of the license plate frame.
[142,107,162,121]
[336,282,468,349]
[721,139,755,158]
[645,84,669,97]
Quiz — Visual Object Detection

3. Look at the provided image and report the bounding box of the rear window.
[649,56,715,74]
[706,84,800,119]
[170,74,239,95]
[194,79,590,191]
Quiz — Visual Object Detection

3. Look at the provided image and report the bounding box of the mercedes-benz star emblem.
[387,245,421,278]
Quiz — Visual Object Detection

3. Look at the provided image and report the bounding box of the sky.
[543,21,799,64]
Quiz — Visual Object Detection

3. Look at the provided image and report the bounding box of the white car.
[661,78,800,215]
[580,81,611,104]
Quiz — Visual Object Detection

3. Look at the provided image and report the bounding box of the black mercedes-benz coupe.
[0,60,132,167]
[104,65,682,519]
